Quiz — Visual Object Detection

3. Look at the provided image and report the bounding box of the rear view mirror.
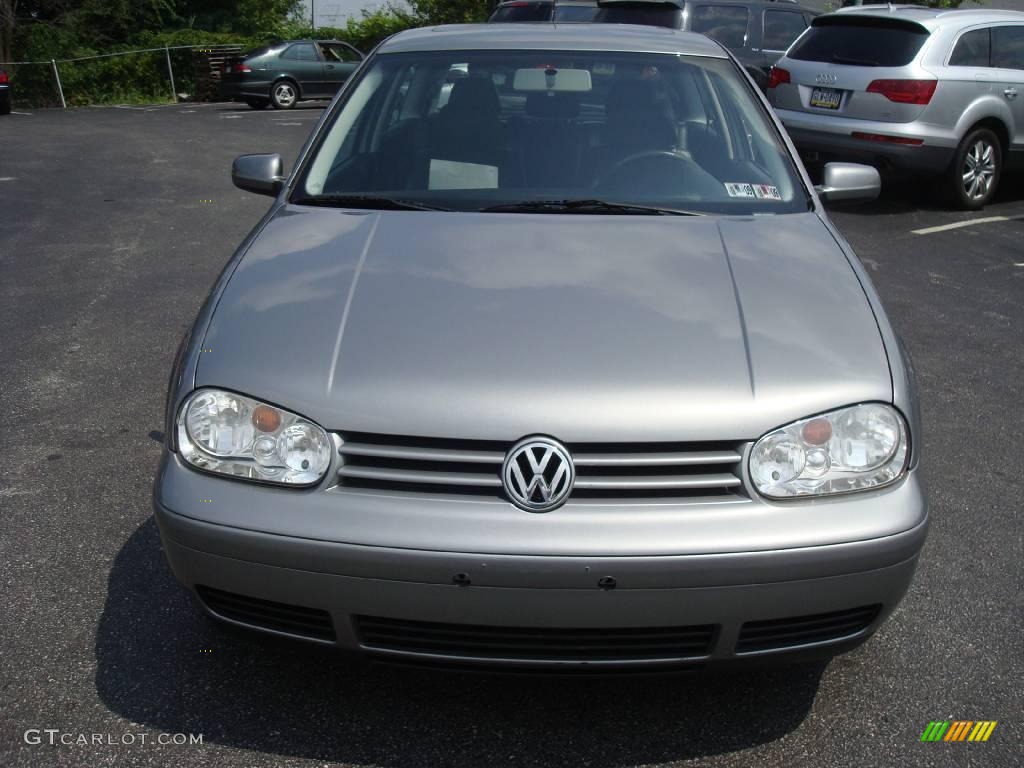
[815,162,881,204]
[513,67,592,93]
[232,153,285,197]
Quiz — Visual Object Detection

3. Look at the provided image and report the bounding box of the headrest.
[525,92,580,120]
[606,79,664,117]
[446,76,501,117]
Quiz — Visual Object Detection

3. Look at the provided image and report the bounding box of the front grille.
[355,615,716,661]
[337,432,745,501]
[735,605,881,653]
[196,586,336,642]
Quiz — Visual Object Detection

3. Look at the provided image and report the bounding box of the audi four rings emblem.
[815,73,838,85]
[502,437,575,512]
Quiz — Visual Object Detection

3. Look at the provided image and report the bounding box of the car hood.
[198,207,891,442]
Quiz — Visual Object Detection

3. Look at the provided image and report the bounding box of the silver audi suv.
[768,6,1024,209]
[154,23,926,671]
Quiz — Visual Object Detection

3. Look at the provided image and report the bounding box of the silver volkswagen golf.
[154,23,927,670]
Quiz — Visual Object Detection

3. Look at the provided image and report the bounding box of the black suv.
[594,0,818,89]
[488,1,600,22]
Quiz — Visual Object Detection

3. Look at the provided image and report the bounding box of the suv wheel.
[949,128,1001,210]
[270,80,298,110]
[0,92,10,115]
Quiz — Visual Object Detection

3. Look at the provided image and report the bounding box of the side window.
[949,28,991,67]
[992,25,1024,70]
[691,6,750,49]
[322,43,362,63]
[282,43,319,62]
[763,11,807,52]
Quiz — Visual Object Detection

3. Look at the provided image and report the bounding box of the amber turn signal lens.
[252,404,282,433]
[801,418,832,446]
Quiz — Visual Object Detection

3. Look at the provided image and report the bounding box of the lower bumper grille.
[337,431,746,502]
[736,605,880,653]
[355,616,716,662]
[196,586,336,642]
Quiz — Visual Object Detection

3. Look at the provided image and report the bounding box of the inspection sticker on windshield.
[724,182,756,198]
[752,184,782,201]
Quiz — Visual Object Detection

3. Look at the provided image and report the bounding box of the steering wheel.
[593,150,693,191]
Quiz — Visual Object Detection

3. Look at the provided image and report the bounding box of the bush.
[5,0,495,108]
[9,26,270,107]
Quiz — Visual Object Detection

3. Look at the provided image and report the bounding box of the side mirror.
[815,162,880,203]
[232,153,285,197]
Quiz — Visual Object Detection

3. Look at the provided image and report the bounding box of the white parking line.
[0,177,16,182]
[912,215,1024,235]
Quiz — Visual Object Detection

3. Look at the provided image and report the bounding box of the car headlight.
[749,403,909,499]
[176,389,332,485]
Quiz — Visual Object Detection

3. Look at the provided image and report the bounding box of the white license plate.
[809,87,842,110]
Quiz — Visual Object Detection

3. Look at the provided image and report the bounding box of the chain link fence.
[0,44,245,109]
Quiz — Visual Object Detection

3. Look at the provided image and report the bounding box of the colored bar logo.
[920,721,997,742]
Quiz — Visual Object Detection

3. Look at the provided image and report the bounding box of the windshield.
[296,49,807,214]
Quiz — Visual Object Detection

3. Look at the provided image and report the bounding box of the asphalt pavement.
[0,103,1021,768]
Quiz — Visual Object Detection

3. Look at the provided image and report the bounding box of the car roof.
[378,22,728,56]
[830,6,1024,31]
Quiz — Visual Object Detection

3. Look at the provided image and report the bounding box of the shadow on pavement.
[95,519,826,767]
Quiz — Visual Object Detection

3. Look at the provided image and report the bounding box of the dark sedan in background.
[221,39,364,109]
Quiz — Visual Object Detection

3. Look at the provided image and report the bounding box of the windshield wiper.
[479,199,704,216]
[291,194,452,212]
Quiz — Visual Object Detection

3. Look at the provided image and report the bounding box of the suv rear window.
[490,2,553,21]
[788,17,929,67]
[595,5,683,29]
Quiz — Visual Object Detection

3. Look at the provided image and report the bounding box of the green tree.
[175,0,302,35]
[0,0,14,62]
[407,0,491,25]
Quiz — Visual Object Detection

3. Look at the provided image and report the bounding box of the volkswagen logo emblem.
[502,437,575,512]
[815,73,838,85]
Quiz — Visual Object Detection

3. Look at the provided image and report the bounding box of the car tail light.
[767,66,790,89]
[226,64,251,74]
[0,71,8,84]
[851,131,924,146]
[865,79,936,105]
